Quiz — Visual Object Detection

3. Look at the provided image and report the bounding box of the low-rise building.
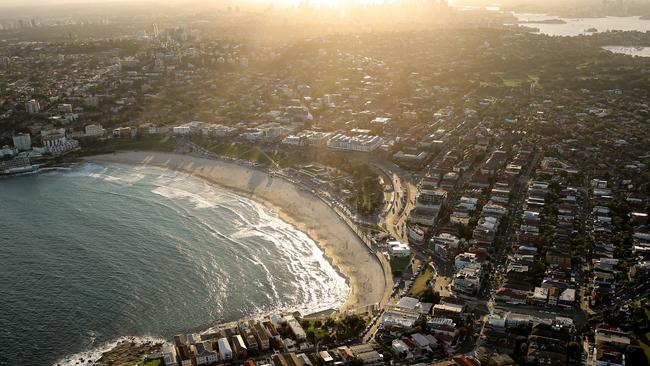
[388,240,411,258]
[192,341,218,365]
[162,344,178,366]
[327,133,384,152]
[530,287,549,305]
[12,133,32,151]
[431,233,461,259]
[218,337,233,361]
[173,125,191,135]
[285,316,307,341]
[231,334,247,359]
[452,263,482,296]
[84,124,105,137]
[391,339,413,359]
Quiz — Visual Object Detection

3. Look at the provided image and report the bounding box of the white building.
[173,126,191,135]
[282,130,333,147]
[430,233,461,258]
[391,339,412,359]
[415,188,447,208]
[193,342,218,365]
[452,263,482,295]
[388,240,411,258]
[327,133,384,152]
[112,127,136,139]
[25,99,40,114]
[408,188,447,227]
[408,206,440,226]
[0,146,17,158]
[257,123,289,140]
[285,316,307,341]
[44,139,79,156]
[58,103,73,113]
[12,133,32,151]
[201,124,236,137]
[407,225,425,244]
[454,252,478,272]
[162,344,179,366]
[85,124,105,137]
[428,317,456,329]
[450,210,471,225]
[473,216,500,242]
[282,135,304,146]
[381,307,420,329]
[482,202,508,217]
[148,125,169,135]
[303,131,331,145]
[530,287,549,304]
[458,196,479,211]
[39,129,79,155]
[395,297,420,311]
[319,350,333,364]
[41,129,66,146]
[240,130,264,141]
[371,117,391,125]
[217,337,232,361]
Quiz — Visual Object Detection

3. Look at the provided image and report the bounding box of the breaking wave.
[54,335,166,366]
[43,163,349,365]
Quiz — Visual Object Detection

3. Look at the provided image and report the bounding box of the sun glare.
[275,0,400,8]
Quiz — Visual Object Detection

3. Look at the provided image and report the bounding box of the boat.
[585,27,598,33]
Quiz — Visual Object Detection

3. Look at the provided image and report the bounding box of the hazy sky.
[0,0,138,6]
[0,0,166,5]
[0,0,467,8]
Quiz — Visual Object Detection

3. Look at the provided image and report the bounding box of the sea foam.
[48,163,349,365]
[53,335,166,366]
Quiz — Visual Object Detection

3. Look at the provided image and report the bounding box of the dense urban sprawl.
[1,2,649,366]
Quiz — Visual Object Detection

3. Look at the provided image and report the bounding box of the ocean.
[513,13,650,37]
[0,163,349,365]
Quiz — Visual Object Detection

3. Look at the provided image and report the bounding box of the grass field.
[479,73,541,88]
[126,359,161,366]
[305,323,330,340]
[192,138,308,168]
[76,137,177,157]
[409,267,435,298]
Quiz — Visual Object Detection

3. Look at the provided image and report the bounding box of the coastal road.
[371,161,416,243]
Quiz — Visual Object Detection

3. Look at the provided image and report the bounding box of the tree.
[306,329,316,344]
[420,287,441,304]
[528,260,546,286]
[320,333,333,346]
[568,341,581,355]
[348,359,364,366]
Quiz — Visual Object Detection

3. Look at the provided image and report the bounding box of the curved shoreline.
[84,151,392,313]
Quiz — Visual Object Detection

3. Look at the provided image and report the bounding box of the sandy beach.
[85,151,391,312]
